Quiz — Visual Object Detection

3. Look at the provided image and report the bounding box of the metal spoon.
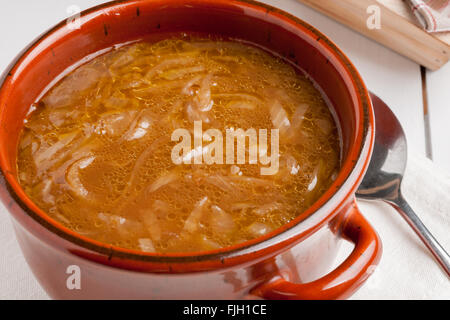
[356,92,450,277]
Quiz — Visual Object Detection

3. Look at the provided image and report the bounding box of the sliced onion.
[55,212,70,225]
[204,175,235,192]
[48,110,74,127]
[124,116,152,141]
[138,238,156,253]
[41,178,55,204]
[31,141,40,155]
[247,222,272,237]
[307,165,320,192]
[285,154,300,175]
[182,75,202,95]
[43,66,107,108]
[148,171,178,193]
[145,57,196,79]
[252,202,282,215]
[142,210,162,241]
[199,235,221,250]
[98,213,146,239]
[132,80,188,98]
[269,100,290,134]
[183,196,208,233]
[210,205,235,234]
[49,147,96,185]
[292,104,309,128]
[34,131,79,167]
[95,111,137,137]
[194,74,213,112]
[109,45,140,69]
[185,101,211,123]
[115,110,144,140]
[66,156,95,197]
[285,104,308,140]
[35,132,95,179]
[161,65,205,80]
[124,135,170,195]
[19,133,32,151]
[98,212,126,227]
[213,93,261,104]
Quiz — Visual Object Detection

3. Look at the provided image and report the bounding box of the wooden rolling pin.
[297,0,450,70]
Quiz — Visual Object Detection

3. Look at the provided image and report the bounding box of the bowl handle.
[250,201,382,300]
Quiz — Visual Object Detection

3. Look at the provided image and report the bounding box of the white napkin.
[350,153,450,299]
[0,154,449,300]
[406,0,450,32]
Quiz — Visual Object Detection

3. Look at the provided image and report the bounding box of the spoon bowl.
[356,93,450,277]
[357,93,407,201]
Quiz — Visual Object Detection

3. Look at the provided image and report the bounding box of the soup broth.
[17,36,340,253]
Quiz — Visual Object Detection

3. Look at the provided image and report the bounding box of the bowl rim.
[0,0,373,268]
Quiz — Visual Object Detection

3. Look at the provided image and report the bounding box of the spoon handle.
[389,193,450,277]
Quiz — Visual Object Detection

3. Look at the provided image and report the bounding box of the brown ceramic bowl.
[0,0,380,299]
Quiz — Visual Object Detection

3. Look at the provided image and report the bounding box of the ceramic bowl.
[0,0,381,299]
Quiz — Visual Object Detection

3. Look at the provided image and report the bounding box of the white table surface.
[0,0,448,300]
